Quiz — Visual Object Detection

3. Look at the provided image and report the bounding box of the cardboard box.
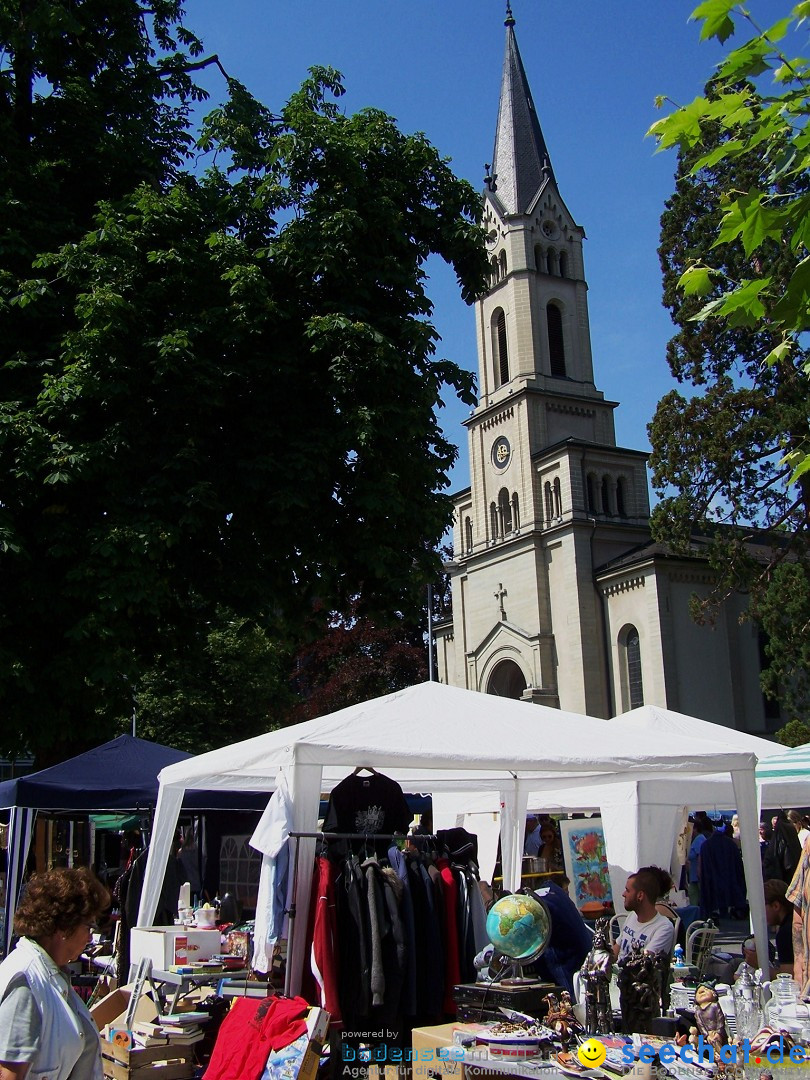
[129,926,220,971]
[411,1024,501,1080]
[89,986,158,1034]
[261,1007,329,1080]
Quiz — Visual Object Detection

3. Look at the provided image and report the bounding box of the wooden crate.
[99,1037,196,1080]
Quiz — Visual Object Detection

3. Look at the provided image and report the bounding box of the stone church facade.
[435,11,778,734]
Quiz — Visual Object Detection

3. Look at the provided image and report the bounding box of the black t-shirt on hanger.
[323,770,411,849]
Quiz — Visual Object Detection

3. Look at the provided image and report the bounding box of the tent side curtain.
[2,806,35,958]
[136,783,184,938]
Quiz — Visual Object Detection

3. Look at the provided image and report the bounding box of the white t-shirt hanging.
[250,772,294,973]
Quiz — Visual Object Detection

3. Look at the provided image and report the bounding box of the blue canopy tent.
[0,734,267,955]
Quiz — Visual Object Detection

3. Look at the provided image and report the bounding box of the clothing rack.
[283,831,410,998]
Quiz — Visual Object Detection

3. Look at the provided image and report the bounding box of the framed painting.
[559,818,613,911]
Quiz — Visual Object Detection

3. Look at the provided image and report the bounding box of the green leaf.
[647,96,712,150]
[713,192,783,256]
[712,277,770,325]
[763,16,794,43]
[772,257,810,329]
[716,38,771,80]
[690,139,744,174]
[678,265,719,296]
[690,297,727,321]
[784,449,810,484]
[763,339,794,366]
[691,0,738,42]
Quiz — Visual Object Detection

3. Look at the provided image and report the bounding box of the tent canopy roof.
[0,735,265,812]
[616,704,778,757]
[157,682,756,796]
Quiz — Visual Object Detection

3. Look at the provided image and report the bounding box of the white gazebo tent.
[435,704,779,915]
[135,682,768,992]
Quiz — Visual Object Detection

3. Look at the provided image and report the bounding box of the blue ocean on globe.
[485,893,551,961]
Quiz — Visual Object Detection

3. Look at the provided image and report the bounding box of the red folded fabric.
[204,994,310,1080]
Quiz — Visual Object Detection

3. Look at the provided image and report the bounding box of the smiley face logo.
[577,1039,607,1069]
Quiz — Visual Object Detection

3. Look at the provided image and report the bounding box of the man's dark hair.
[633,865,674,901]
[763,878,792,914]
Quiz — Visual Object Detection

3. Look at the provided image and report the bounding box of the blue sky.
[188,0,785,493]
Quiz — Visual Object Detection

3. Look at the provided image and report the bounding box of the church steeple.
[490,7,555,216]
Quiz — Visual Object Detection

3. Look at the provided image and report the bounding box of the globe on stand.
[485,893,552,984]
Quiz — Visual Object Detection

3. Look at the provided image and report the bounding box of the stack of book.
[131,1012,208,1049]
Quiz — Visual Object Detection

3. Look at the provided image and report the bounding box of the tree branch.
[159,53,230,82]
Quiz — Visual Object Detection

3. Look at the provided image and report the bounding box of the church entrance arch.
[486,659,527,699]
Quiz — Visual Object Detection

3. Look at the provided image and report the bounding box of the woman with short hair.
[0,867,111,1080]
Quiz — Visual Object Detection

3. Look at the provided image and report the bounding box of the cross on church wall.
[494,582,507,620]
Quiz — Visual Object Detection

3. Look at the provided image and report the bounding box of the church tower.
[435,7,651,716]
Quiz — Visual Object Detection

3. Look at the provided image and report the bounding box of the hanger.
[353,766,377,776]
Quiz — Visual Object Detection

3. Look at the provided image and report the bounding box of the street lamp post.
[427,583,435,681]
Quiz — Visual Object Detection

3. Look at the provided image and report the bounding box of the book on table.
[157,1011,209,1025]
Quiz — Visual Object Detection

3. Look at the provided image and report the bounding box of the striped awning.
[756,741,810,781]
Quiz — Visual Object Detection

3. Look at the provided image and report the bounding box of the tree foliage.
[129,608,294,754]
[775,715,810,746]
[648,1,810,716]
[0,1,488,760]
[287,600,428,724]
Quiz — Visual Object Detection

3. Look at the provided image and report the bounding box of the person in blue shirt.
[687,814,713,907]
[529,880,593,996]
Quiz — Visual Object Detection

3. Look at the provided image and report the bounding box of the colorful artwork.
[559,819,613,910]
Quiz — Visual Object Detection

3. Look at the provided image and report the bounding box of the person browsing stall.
[739,879,794,980]
[524,815,542,856]
[537,820,565,873]
[0,867,111,1080]
[614,865,676,962]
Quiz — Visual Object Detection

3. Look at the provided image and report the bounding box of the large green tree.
[0,2,488,761]
[648,1,810,716]
[129,608,294,753]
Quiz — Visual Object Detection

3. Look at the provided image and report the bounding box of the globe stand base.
[500,962,538,985]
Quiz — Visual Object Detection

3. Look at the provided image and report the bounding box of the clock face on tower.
[492,436,511,470]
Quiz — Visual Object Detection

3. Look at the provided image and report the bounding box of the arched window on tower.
[464,516,473,554]
[535,245,544,272]
[544,481,553,525]
[511,492,520,531]
[546,249,557,276]
[620,625,644,709]
[498,487,512,534]
[616,477,627,517]
[553,477,562,518]
[586,473,597,514]
[559,251,569,278]
[499,250,507,279]
[490,501,498,541]
[490,256,499,286]
[494,308,509,386]
[601,475,612,516]
[547,303,566,377]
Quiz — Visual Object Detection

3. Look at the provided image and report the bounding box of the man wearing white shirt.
[614,866,676,963]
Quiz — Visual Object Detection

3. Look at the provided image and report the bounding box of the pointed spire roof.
[490,7,555,216]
